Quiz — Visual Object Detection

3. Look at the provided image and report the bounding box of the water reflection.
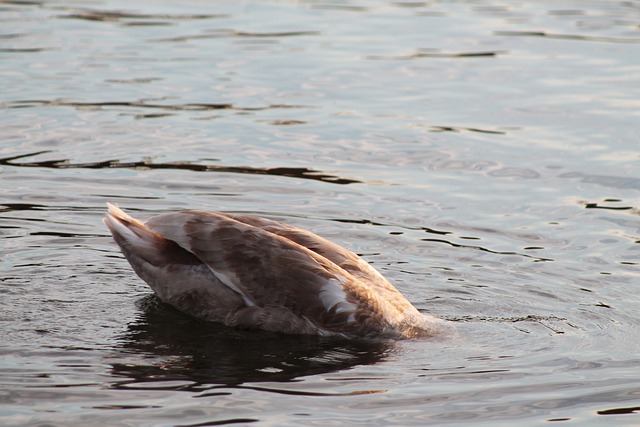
[62,9,228,23]
[0,151,360,185]
[494,30,640,44]
[3,99,310,112]
[111,296,392,389]
[366,50,505,60]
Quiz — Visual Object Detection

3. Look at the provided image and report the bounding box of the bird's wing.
[221,213,398,292]
[145,210,364,328]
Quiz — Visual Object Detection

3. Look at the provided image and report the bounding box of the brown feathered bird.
[104,203,446,338]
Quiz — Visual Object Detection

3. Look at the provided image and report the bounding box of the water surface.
[1,0,639,426]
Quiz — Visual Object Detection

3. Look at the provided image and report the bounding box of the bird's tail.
[103,203,169,266]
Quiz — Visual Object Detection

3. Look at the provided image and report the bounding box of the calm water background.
[1,0,639,425]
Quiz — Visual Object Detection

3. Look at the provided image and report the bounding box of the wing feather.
[215,213,421,316]
[145,211,364,331]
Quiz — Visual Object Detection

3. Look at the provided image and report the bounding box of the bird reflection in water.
[111,295,394,393]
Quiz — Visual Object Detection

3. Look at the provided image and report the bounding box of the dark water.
[1,0,639,425]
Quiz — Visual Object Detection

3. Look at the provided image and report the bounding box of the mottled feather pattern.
[104,203,446,338]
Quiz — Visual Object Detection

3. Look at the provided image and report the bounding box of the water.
[1,0,639,425]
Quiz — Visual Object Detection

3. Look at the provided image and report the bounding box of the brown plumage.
[104,203,445,338]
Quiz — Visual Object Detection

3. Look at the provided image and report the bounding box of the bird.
[104,203,446,339]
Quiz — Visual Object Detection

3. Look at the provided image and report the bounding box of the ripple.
[2,99,311,112]
[366,50,506,60]
[488,167,541,179]
[0,151,361,185]
[0,48,52,53]
[495,30,640,44]
[559,172,640,190]
[176,419,259,427]
[598,405,640,415]
[61,10,228,23]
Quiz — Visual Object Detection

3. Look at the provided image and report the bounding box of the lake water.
[1,0,639,425]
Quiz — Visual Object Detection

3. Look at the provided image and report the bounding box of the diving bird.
[104,203,445,338]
